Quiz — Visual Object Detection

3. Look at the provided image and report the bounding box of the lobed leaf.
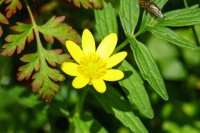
[119,0,139,37]
[68,0,103,9]
[149,26,197,49]
[72,114,108,133]
[118,60,154,118]
[91,86,148,133]
[130,38,168,100]
[94,1,118,40]
[37,16,80,44]
[1,22,34,56]
[17,49,68,102]
[5,0,22,18]
[157,5,200,27]
[0,12,9,36]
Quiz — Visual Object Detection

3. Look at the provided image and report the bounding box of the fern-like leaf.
[5,0,22,18]
[38,16,80,44]
[68,0,103,9]
[0,12,9,36]
[1,22,34,56]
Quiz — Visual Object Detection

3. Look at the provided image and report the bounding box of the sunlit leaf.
[5,0,22,18]
[38,16,80,44]
[94,1,118,40]
[1,22,34,56]
[0,12,9,36]
[130,38,168,100]
[119,0,139,37]
[68,0,103,9]
[119,60,154,118]
[91,86,148,133]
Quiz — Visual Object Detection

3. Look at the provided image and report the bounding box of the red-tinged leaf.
[68,0,103,9]
[38,16,81,44]
[0,12,9,24]
[1,23,33,56]
[32,61,65,102]
[5,0,22,18]
[43,49,69,66]
[17,53,40,81]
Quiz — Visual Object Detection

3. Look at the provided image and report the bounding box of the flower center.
[78,53,107,80]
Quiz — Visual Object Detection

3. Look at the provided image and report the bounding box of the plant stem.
[183,0,200,46]
[24,0,44,51]
[114,38,130,53]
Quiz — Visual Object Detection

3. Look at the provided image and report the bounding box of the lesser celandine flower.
[61,29,127,93]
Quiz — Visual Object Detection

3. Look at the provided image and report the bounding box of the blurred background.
[0,0,200,132]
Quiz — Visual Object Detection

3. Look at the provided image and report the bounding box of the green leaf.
[38,16,81,44]
[1,22,34,56]
[139,0,168,34]
[118,60,154,118]
[72,114,108,133]
[94,1,118,40]
[17,49,68,102]
[157,5,200,27]
[119,0,139,37]
[130,38,168,100]
[5,0,22,18]
[0,12,8,36]
[91,86,148,133]
[68,0,103,9]
[149,26,197,48]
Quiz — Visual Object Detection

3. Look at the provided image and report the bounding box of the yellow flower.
[61,29,127,93]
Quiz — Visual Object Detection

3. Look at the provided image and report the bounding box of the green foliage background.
[1,0,200,132]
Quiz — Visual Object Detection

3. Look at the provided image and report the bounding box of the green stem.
[183,0,200,46]
[114,38,130,53]
[74,86,89,114]
[24,0,44,51]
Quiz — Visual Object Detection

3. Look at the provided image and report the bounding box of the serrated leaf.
[17,49,68,102]
[5,0,22,18]
[119,0,139,37]
[72,114,108,133]
[0,12,9,36]
[94,1,118,40]
[1,22,34,56]
[149,26,197,48]
[139,0,168,34]
[68,0,103,9]
[157,5,200,27]
[91,86,148,133]
[130,38,168,100]
[37,16,80,44]
[118,60,154,118]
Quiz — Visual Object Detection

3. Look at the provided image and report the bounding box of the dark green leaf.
[130,38,168,100]
[157,5,200,27]
[91,86,148,133]
[94,1,118,40]
[72,114,108,133]
[149,26,197,48]
[1,23,34,56]
[119,0,139,37]
[118,60,154,118]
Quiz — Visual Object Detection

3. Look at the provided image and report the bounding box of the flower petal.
[106,51,127,69]
[103,69,124,81]
[92,79,106,93]
[72,75,89,89]
[61,62,79,76]
[82,29,96,55]
[66,41,85,63]
[96,33,117,60]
